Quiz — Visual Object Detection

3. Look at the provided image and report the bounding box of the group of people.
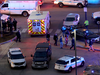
[2,17,17,33]
[46,24,95,52]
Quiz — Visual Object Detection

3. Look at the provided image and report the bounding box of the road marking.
[55,29,61,34]
[21,29,27,33]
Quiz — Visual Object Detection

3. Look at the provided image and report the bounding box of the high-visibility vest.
[84,20,89,26]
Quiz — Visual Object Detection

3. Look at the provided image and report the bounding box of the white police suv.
[63,13,80,29]
[54,55,85,72]
[7,48,27,68]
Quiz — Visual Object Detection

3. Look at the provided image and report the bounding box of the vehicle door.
[76,57,81,66]
[71,58,75,68]
[63,0,72,5]
[32,20,41,32]
[71,0,78,5]
[1,3,10,14]
[75,14,79,25]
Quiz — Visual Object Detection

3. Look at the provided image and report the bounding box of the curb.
[0,36,16,45]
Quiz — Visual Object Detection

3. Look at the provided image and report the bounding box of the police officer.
[84,20,89,30]
[16,30,21,42]
[2,20,7,33]
[61,25,66,37]
[13,18,17,31]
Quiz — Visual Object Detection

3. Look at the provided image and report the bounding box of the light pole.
[84,0,87,20]
[74,29,77,75]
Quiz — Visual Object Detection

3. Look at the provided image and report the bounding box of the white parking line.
[21,29,27,33]
[55,29,61,34]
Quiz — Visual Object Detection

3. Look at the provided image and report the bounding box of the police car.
[7,48,27,68]
[92,11,100,25]
[63,13,80,29]
[54,55,85,73]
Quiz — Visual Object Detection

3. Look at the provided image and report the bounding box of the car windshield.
[11,54,24,59]
[66,17,75,21]
[56,60,69,65]
[34,52,47,58]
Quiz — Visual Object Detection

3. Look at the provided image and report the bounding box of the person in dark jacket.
[84,32,88,47]
[7,19,11,31]
[13,18,17,31]
[88,39,95,52]
[70,37,75,50]
[16,30,21,42]
[53,33,58,46]
[2,20,7,33]
[10,21,13,33]
[60,36,63,49]
[46,32,50,43]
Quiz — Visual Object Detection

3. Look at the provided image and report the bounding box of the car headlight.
[44,61,47,64]
[11,62,14,64]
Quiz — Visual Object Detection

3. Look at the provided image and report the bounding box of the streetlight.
[74,29,77,75]
[84,0,87,20]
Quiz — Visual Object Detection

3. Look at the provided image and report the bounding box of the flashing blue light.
[88,0,100,4]
[91,70,94,73]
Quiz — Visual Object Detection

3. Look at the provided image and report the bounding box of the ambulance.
[27,11,51,35]
[0,1,38,17]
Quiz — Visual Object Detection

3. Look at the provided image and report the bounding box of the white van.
[54,0,88,8]
[27,11,51,35]
[0,1,38,17]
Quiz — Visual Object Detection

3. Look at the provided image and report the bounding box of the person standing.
[46,32,50,43]
[16,30,21,42]
[13,18,17,31]
[10,21,13,33]
[2,20,7,33]
[60,36,63,49]
[84,20,89,30]
[53,33,58,46]
[61,25,66,37]
[7,19,11,31]
[88,39,95,52]
[70,37,75,50]
[84,32,88,47]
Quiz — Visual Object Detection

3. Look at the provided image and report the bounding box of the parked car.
[54,0,88,8]
[7,48,27,68]
[92,11,100,25]
[31,42,52,69]
[83,65,100,75]
[54,55,85,73]
[63,13,80,29]
[75,29,100,42]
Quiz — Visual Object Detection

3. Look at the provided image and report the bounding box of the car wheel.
[80,61,84,67]
[46,64,49,69]
[96,20,100,25]
[77,4,83,8]
[58,3,63,8]
[22,11,28,17]
[32,66,34,69]
[68,67,72,73]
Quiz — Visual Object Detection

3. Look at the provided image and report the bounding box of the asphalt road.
[0,3,100,75]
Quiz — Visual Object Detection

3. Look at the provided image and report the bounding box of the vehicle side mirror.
[31,54,33,57]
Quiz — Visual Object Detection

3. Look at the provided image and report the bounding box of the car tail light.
[64,65,66,68]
